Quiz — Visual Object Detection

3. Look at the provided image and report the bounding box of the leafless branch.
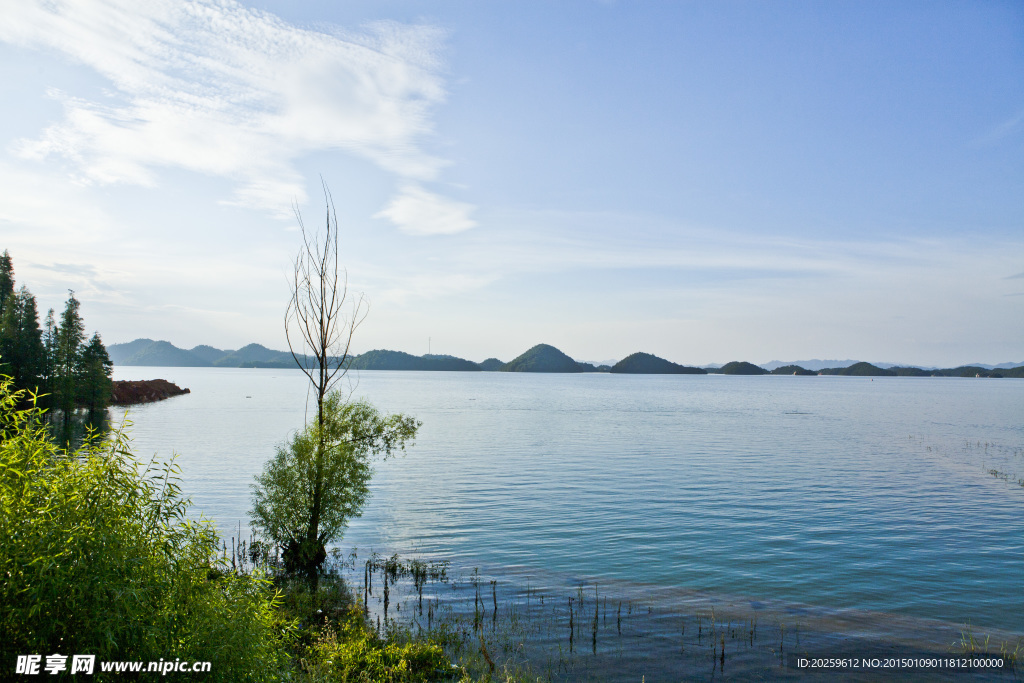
[284,180,368,431]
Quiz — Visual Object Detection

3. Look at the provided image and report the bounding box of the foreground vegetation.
[0,375,526,681]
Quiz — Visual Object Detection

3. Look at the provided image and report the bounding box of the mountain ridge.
[107,339,1024,377]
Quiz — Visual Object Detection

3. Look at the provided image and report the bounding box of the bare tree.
[286,182,368,428]
[284,182,368,581]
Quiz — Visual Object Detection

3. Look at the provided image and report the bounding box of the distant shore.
[108,339,1024,377]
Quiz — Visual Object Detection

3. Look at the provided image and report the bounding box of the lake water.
[111,367,1024,677]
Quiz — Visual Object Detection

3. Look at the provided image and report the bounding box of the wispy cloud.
[1007,271,1024,279]
[373,183,477,235]
[1,0,457,217]
[972,109,1024,147]
[353,208,1024,313]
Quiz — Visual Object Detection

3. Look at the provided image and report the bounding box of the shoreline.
[333,548,1024,680]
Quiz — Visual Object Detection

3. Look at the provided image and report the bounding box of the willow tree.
[254,184,418,590]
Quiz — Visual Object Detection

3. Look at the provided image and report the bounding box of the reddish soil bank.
[110,379,190,405]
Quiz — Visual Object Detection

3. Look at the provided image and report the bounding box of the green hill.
[501,344,590,373]
[349,350,481,371]
[189,344,231,364]
[213,343,294,367]
[819,362,895,376]
[123,341,211,367]
[610,352,706,374]
[239,360,295,369]
[932,365,1024,378]
[107,338,156,365]
[717,361,768,375]
[477,358,505,371]
[770,364,816,376]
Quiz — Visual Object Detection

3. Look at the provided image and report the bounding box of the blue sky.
[0,0,1021,366]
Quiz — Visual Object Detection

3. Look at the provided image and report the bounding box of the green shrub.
[300,607,454,682]
[0,376,292,680]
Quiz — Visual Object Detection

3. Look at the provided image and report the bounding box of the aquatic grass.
[311,547,1023,681]
[955,623,1023,671]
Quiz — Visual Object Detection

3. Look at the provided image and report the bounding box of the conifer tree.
[0,287,45,393]
[78,332,113,419]
[40,309,57,409]
[0,296,15,380]
[0,250,14,315]
[54,291,86,428]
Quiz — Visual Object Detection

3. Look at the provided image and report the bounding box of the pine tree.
[0,251,16,380]
[0,287,45,393]
[0,297,15,380]
[78,332,113,419]
[54,291,86,427]
[0,250,14,315]
[40,309,57,409]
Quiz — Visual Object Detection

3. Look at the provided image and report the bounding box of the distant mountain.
[108,338,1024,378]
[214,343,294,367]
[611,352,706,374]
[123,341,211,367]
[502,344,597,373]
[189,344,231,364]
[962,361,1024,370]
[819,362,895,376]
[762,359,864,371]
[107,338,156,365]
[715,361,768,375]
[350,350,481,371]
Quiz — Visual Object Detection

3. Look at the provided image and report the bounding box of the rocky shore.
[110,379,190,405]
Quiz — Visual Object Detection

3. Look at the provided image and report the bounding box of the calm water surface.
[112,367,1024,640]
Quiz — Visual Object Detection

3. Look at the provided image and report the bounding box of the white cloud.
[0,0,455,216]
[374,184,477,235]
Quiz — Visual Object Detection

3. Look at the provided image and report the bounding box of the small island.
[610,352,706,374]
[110,379,190,405]
[715,361,769,375]
[501,343,599,373]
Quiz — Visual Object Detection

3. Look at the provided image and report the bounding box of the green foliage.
[53,290,86,422]
[0,252,115,428]
[0,250,14,313]
[250,392,420,576]
[78,332,113,415]
[0,286,45,391]
[300,607,453,683]
[0,376,292,679]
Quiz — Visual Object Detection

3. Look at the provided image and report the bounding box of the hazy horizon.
[2,1,1021,368]
[105,336,1023,371]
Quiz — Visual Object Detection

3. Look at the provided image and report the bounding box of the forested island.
[610,352,705,374]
